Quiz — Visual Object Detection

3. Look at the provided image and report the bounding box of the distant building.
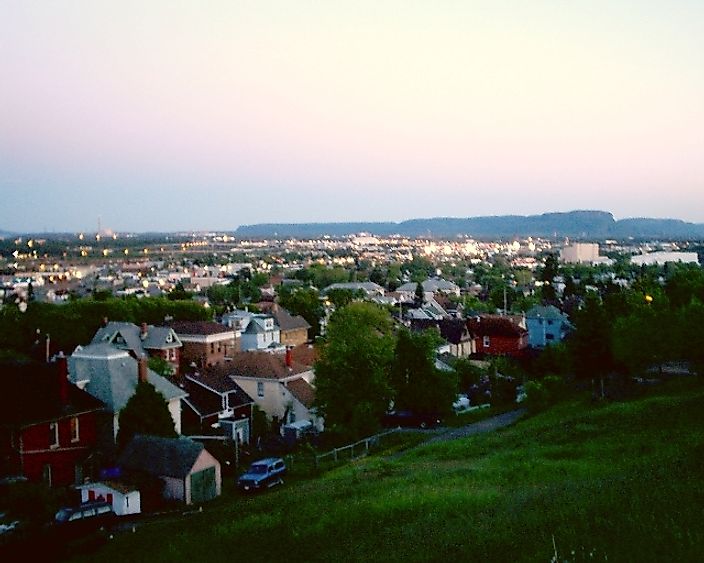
[630,252,699,266]
[560,243,600,264]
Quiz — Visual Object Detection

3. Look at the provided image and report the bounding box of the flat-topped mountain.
[235,211,704,239]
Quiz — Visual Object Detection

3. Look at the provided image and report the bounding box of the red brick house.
[0,356,104,487]
[467,315,528,358]
[167,320,238,371]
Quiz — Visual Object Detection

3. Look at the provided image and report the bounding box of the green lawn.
[75,383,704,562]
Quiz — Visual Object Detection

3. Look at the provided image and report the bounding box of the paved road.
[391,408,526,458]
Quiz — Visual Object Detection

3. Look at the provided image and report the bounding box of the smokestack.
[56,352,69,405]
[285,347,292,368]
[140,322,148,339]
[138,356,149,384]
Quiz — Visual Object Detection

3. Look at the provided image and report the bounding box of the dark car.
[50,501,116,553]
[382,410,442,429]
[237,458,287,492]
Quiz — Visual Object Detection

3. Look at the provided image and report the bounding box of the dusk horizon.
[3,2,703,232]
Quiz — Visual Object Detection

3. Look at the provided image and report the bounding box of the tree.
[314,303,395,440]
[326,288,363,308]
[277,286,324,337]
[568,293,614,398]
[117,381,177,449]
[148,356,174,379]
[414,282,424,307]
[168,281,193,301]
[390,329,458,416]
[539,254,559,303]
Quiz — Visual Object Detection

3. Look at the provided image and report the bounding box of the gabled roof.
[286,378,316,409]
[467,315,528,338]
[118,435,207,478]
[258,304,311,332]
[526,305,569,321]
[398,277,460,294]
[226,351,311,380]
[0,360,105,427]
[290,343,319,368]
[167,320,235,337]
[69,344,186,413]
[92,322,181,355]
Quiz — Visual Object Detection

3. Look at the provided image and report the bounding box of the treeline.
[0,297,209,360]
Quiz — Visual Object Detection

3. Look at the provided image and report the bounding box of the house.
[182,369,254,444]
[92,320,183,377]
[69,344,187,452]
[257,303,311,346]
[323,281,385,298]
[235,313,284,352]
[467,315,528,358]
[397,277,461,300]
[525,305,572,348]
[118,435,221,505]
[410,318,476,358]
[0,356,104,487]
[76,480,141,515]
[166,320,238,370]
[227,350,323,431]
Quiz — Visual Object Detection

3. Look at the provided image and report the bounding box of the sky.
[1,1,703,232]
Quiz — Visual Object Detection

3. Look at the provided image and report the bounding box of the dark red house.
[0,356,104,487]
[467,314,528,358]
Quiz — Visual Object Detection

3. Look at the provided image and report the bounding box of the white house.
[77,481,141,516]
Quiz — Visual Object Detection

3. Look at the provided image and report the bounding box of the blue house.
[525,305,572,348]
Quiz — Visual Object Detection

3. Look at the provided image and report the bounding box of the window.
[482,336,491,348]
[71,417,80,442]
[257,382,264,398]
[43,464,52,486]
[546,334,555,340]
[49,422,59,448]
[211,343,215,354]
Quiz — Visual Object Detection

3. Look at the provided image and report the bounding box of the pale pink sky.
[1,1,703,231]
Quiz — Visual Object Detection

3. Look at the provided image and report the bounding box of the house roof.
[183,370,254,417]
[257,304,311,332]
[0,360,105,427]
[410,318,471,345]
[290,343,319,367]
[77,480,138,494]
[226,351,311,380]
[286,378,316,408]
[92,322,182,355]
[167,320,235,337]
[118,435,208,479]
[398,277,459,294]
[526,305,568,321]
[467,315,528,338]
[323,282,384,295]
[69,344,187,413]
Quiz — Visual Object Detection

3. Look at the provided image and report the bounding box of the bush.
[524,380,550,412]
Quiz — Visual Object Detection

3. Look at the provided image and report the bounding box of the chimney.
[138,356,149,384]
[140,322,148,339]
[56,352,69,405]
[285,347,292,368]
[102,316,109,327]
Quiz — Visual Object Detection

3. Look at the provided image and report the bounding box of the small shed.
[77,481,141,516]
[118,435,221,505]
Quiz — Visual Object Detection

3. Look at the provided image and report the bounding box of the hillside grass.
[75,383,704,562]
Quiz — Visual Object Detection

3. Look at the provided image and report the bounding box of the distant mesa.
[235,211,704,240]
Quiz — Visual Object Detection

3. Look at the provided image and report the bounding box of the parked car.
[237,458,287,492]
[50,501,116,552]
[382,410,442,429]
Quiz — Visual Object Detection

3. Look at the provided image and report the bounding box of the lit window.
[49,422,59,448]
[71,417,80,442]
[482,336,490,348]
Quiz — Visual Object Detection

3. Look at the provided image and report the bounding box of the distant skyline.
[2,1,703,232]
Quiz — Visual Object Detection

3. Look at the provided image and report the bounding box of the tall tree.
[539,253,559,303]
[314,302,395,439]
[117,381,177,449]
[390,329,457,416]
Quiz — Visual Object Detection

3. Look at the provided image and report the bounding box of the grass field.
[74,382,704,562]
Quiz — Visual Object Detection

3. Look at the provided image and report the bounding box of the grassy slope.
[78,385,704,562]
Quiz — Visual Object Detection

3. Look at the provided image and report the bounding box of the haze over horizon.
[2,1,703,232]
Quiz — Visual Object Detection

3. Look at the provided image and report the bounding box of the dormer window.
[165,334,173,343]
